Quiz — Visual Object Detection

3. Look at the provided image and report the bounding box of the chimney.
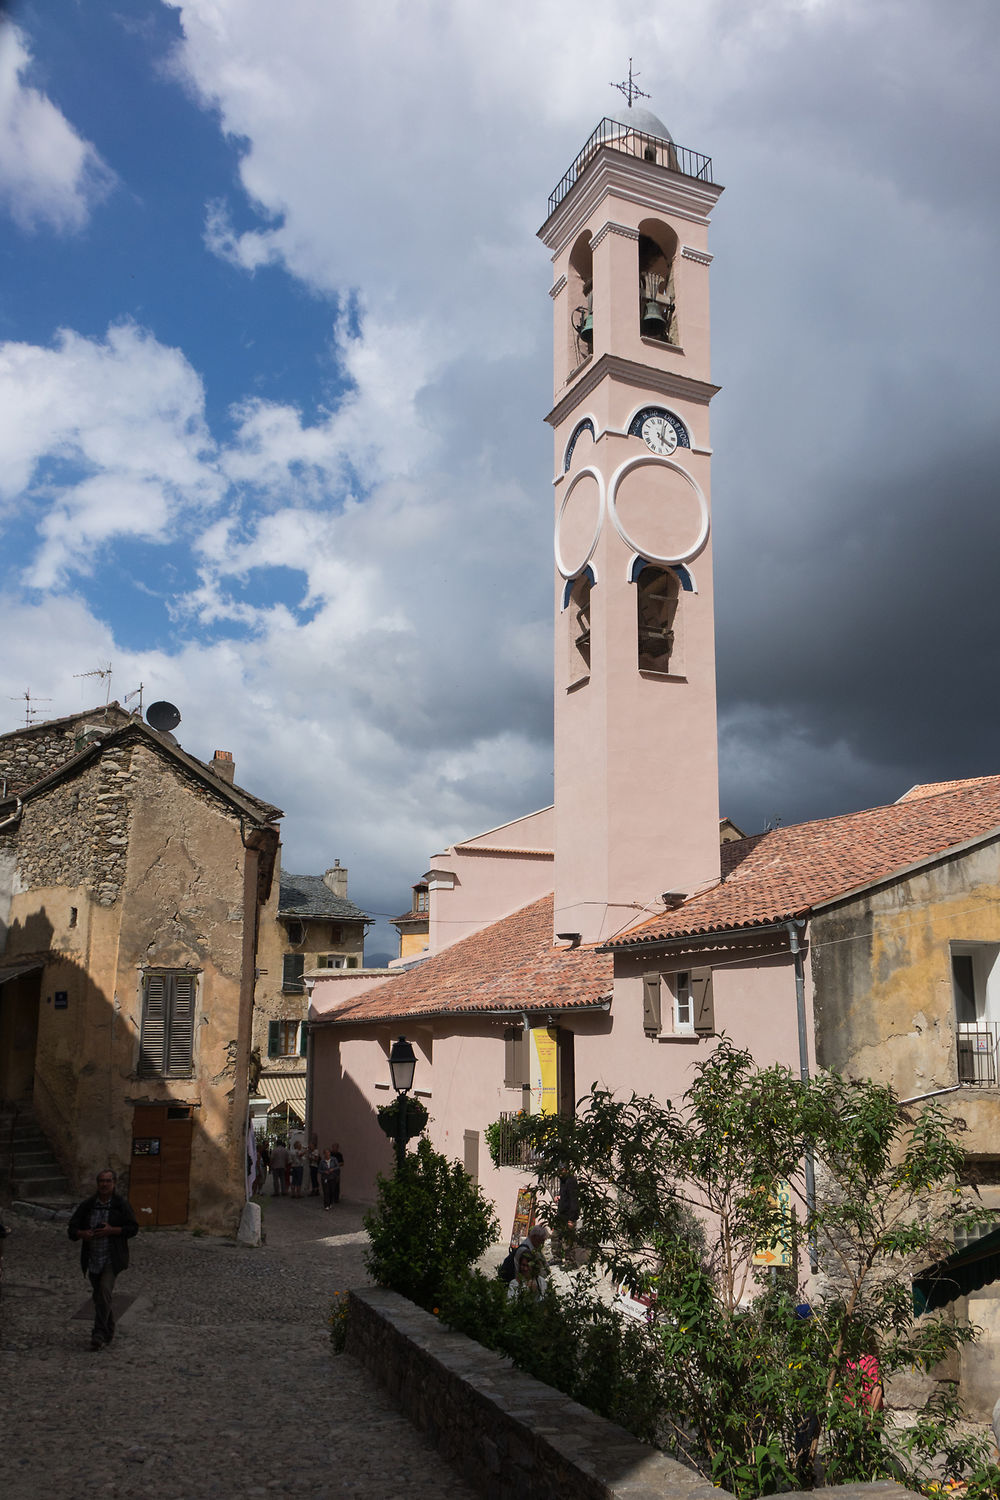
[212,750,235,784]
[323,859,348,898]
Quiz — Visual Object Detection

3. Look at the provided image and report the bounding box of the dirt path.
[0,1194,478,1499]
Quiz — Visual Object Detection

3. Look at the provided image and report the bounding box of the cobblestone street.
[0,1194,478,1500]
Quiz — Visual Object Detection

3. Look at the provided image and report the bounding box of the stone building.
[0,704,280,1231]
[251,862,369,1132]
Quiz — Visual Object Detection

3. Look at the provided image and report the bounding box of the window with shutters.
[670,969,714,1035]
[268,1019,304,1057]
[282,953,305,992]
[138,970,197,1077]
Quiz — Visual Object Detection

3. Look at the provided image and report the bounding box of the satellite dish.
[146,701,181,733]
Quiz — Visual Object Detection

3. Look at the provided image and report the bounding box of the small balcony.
[958,1025,999,1087]
[548,118,714,217]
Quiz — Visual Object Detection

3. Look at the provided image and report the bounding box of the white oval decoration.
[554,464,605,580]
[607,455,709,566]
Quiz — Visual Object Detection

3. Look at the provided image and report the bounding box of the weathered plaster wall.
[113,743,252,1229]
[812,842,1000,1095]
[812,842,1000,1418]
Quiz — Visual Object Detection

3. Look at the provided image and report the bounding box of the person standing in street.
[67,1169,138,1351]
[269,1138,289,1195]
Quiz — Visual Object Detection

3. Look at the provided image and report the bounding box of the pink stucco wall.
[425,810,555,956]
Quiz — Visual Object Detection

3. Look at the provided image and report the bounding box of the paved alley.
[0,1194,478,1500]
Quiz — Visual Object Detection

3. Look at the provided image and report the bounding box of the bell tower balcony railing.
[548,118,714,216]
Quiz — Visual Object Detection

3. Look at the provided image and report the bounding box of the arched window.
[637,220,679,345]
[636,565,682,674]
[567,571,592,682]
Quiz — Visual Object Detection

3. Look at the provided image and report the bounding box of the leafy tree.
[364,1135,498,1308]
[488,1040,1000,1497]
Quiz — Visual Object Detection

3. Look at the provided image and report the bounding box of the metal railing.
[957,1024,1000,1086]
[548,118,714,216]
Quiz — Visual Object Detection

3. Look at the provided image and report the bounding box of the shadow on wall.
[0,905,234,1230]
[310,1032,399,1205]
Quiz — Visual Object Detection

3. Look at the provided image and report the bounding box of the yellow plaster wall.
[812,838,1000,1417]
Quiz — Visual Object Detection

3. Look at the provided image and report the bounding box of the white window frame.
[672,971,694,1035]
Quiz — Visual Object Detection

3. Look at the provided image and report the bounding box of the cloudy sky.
[1,0,997,957]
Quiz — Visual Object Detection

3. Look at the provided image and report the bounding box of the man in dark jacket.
[68,1170,138,1350]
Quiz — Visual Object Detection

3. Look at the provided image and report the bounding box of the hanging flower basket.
[376,1096,429,1141]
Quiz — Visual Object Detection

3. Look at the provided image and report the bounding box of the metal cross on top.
[611,58,650,108]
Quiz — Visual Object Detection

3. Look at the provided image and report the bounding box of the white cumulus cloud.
[0,24,114,232]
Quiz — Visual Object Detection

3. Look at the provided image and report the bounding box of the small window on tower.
[636,566,682,675]
[568,573,592,683]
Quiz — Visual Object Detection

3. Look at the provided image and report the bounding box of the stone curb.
[346,1287,923,1500]
[9,1199,73,1222]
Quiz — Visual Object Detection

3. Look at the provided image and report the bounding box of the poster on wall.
[509,1185,536,1250]
[751,1179,793,1267]
[529,1027,558,1115]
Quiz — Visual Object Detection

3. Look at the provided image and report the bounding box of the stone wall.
[13,747,134,906]
[0,707,129,794]
[346,1288,921,1500]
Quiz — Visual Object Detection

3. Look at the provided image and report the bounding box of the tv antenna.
[74,662,113,705]
[123,683,145,716]
[611,58,650,108]
[9,690,52,728]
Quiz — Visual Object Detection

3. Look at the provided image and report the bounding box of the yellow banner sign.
[529,1027,558,1115]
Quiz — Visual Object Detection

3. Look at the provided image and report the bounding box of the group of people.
[260,1136,344,1208]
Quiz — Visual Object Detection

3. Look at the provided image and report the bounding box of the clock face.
[640,413,678,455]
[628,405,690,450]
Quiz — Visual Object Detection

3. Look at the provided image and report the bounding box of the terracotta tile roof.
[614,777,1000,947]
[896,777,997,803]
[319,895,611,1025]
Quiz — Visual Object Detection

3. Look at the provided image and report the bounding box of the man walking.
[68,1169,138,1351]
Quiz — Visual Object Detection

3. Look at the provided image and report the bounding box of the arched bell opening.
[634,563,683,675]
[564,568,594,685]
[568,232,594,370]
[637,220,679,346]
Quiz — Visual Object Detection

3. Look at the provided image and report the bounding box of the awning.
[913,1226,1000,1314]
[0,959,45,985]
[259,1073,307,1118]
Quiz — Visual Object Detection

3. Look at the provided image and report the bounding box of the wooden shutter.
[283,953,305,991]
[268,1019,280,1057]
[691,968,715,1034]
[642,972,662,1033]
[504,1026,526,1088]
[139,973,168,1075]
[166,972,196,1075]
[557,1027,576,1116]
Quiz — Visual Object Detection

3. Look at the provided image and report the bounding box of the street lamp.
[388,1035,417,1170]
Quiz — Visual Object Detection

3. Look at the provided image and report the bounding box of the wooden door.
[130,1104,193,1226]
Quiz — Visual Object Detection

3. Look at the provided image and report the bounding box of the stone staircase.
[0,1104,72,1203]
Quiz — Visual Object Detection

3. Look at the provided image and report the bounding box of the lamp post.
[388,1035,417,1171]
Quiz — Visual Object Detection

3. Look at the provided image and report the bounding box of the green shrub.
[364,1135,498,1308]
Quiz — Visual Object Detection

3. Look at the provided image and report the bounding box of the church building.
[308,105,1000,1416]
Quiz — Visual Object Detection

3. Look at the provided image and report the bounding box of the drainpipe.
[786,919,817,1270]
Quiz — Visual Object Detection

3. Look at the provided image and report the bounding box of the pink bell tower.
[539,106,724,944]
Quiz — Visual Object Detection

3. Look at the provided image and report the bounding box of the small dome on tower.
[610,105,673,142]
